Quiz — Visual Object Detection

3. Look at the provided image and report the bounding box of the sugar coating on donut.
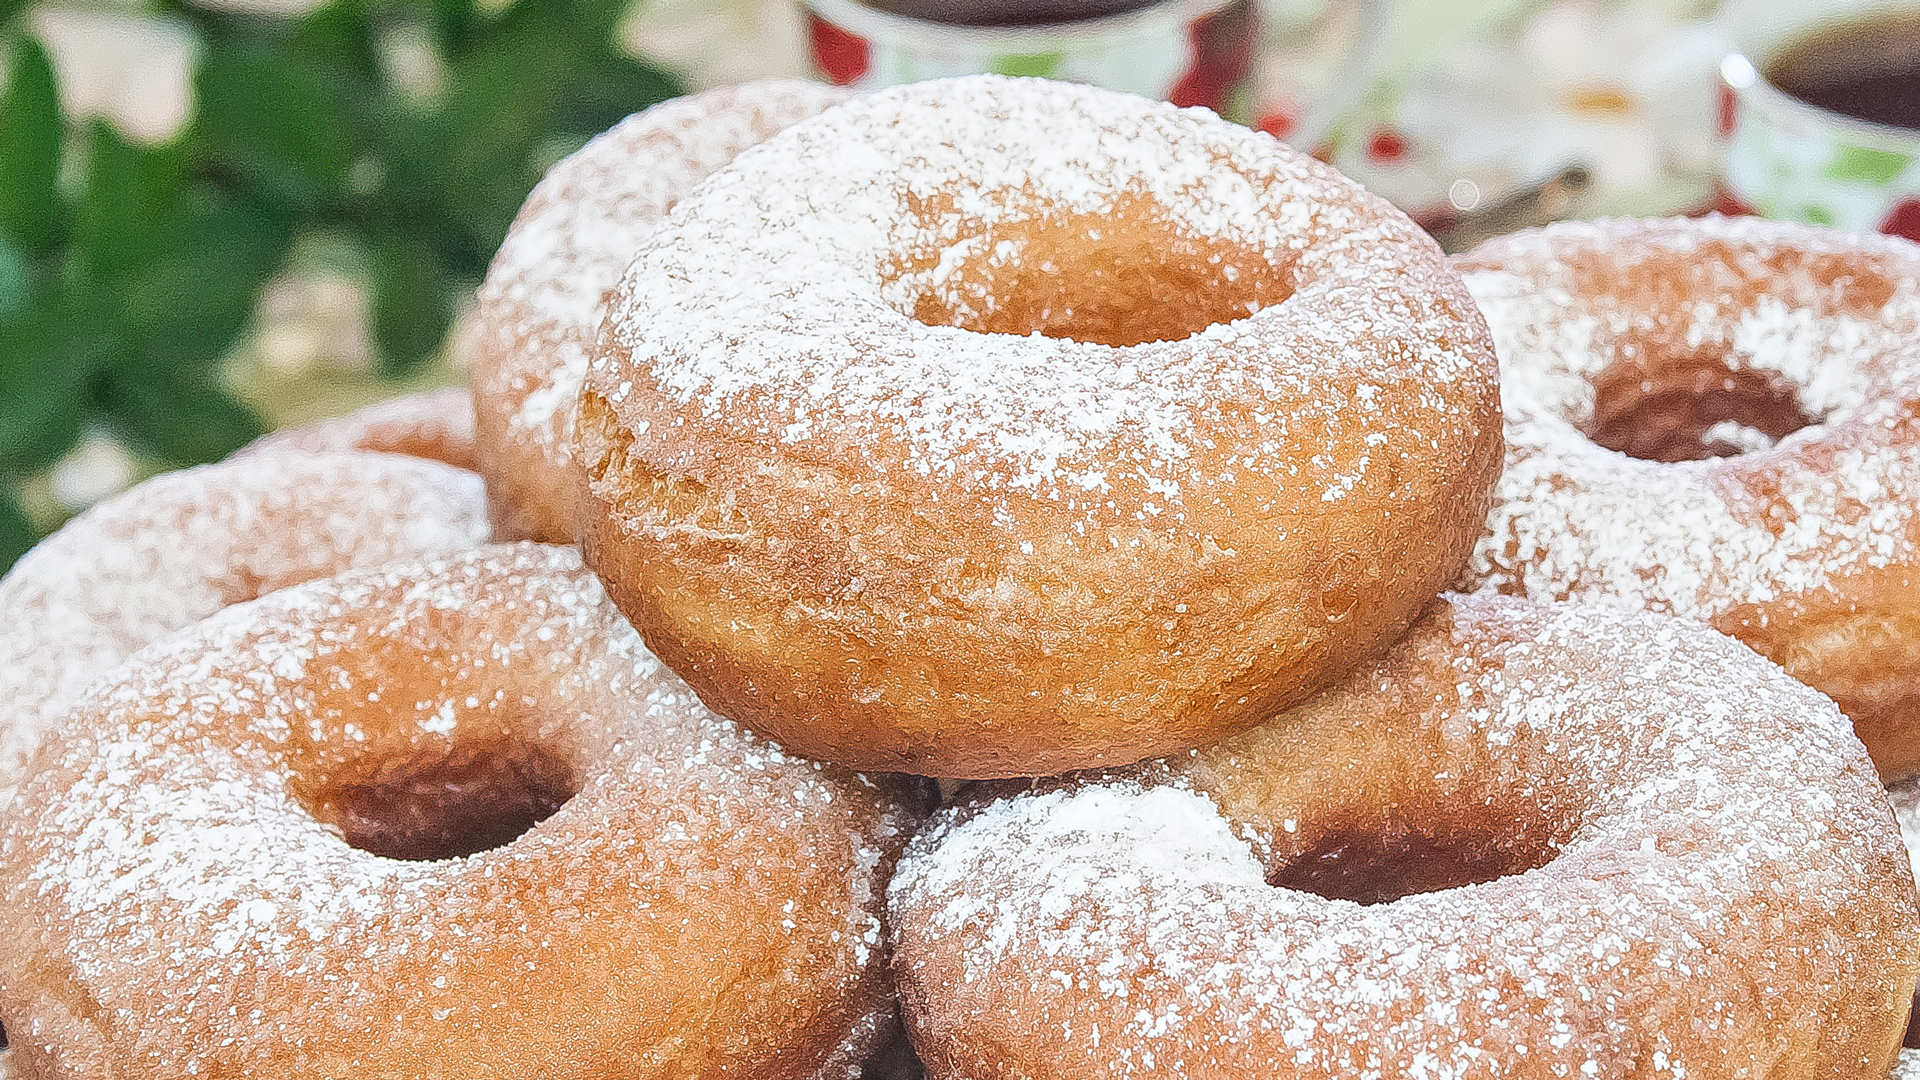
[241,388,477,471]
[581,76,1500,776]
[890,596,1918,1077]
[0,450,488,808]
[471,80,849,540]
[0,544,916,1078]
[1460,216,1920,617]
[597,77,1488,523]
[1458,217,1920,780]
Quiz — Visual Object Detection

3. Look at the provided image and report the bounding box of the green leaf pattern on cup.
[1725,74,1920,236]
[1825,145,1915,186]
[993,51,1067,79]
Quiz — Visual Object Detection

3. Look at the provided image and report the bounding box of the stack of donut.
[0,73,1915,1080]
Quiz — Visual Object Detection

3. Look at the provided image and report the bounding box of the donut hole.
[1587,349,1816,463]
[1265,797,1560,905]
[890,194,1293,348]
[298,728,580,862]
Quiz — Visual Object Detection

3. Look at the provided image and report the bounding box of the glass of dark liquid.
[1720,0,1920,240]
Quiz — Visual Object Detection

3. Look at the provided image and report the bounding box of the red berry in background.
[1882,199,1920,243]
[1255,110,1297,141]
[808,13,870,84]
[1717,83,1738,139]
[1367,128,1408,164]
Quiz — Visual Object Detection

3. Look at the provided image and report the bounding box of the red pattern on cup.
[1167,0,1258,113]
[1882,199,1920,243]
[1710,183,1759,218]
[808,12,871,85]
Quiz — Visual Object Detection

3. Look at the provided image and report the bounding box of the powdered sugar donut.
[1890,777,1920,1058]
[472,80,849,542]
[891,594,1920,1078]
[1458,217,1920,780]
[240,388,476,471]
[0,450,488,806]
[580,75,1501,778]
[0,544,920,1079]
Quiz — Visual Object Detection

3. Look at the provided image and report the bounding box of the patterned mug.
[801,0,1384,147]
[1718,0,1920,241]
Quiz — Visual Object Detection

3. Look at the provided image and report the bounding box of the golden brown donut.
[1457,216,1920,781]
[471,80,850,542]
[240,388,477,472]
[890,594,1920,1078]
[0,544,922,1079]
[0,449,488,808]
[579,75,1502,779]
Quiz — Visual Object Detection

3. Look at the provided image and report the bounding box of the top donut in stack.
[573,75,1503,779]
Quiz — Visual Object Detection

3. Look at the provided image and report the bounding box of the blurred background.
[0,0,1881,569]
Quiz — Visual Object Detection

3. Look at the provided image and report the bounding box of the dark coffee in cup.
[1767,12,1920,131]
[856,0,1156,25]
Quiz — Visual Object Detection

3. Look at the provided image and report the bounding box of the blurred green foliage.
[0,0,681,569]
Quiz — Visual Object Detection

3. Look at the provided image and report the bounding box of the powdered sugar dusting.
[891,596,1917,1076]
[0,544,915,1075]
[1459,217,1920,617]
[593,76,1494,535]
[241,388,477,472]
[893,784,1268,988]
[473,80,848,457]
[0,449,489,808]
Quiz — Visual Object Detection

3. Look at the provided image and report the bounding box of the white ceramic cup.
[1720,0,1920,240]
[801,0,1385,147]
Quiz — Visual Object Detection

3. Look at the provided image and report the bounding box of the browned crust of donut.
[1715,562,1920,781]
[1715,413,1920,781]
[579,380,1500,779]
[469,317,590,543]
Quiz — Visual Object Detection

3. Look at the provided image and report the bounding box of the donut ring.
[889,594,1920,1078]
[239,389,477,472]
[0,544,921,1078]
[1456,217,1920,780]
[1890,776,1920,1057]
[472,80,849,542]
[0,449,488,806]
[580,75,1501,778]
